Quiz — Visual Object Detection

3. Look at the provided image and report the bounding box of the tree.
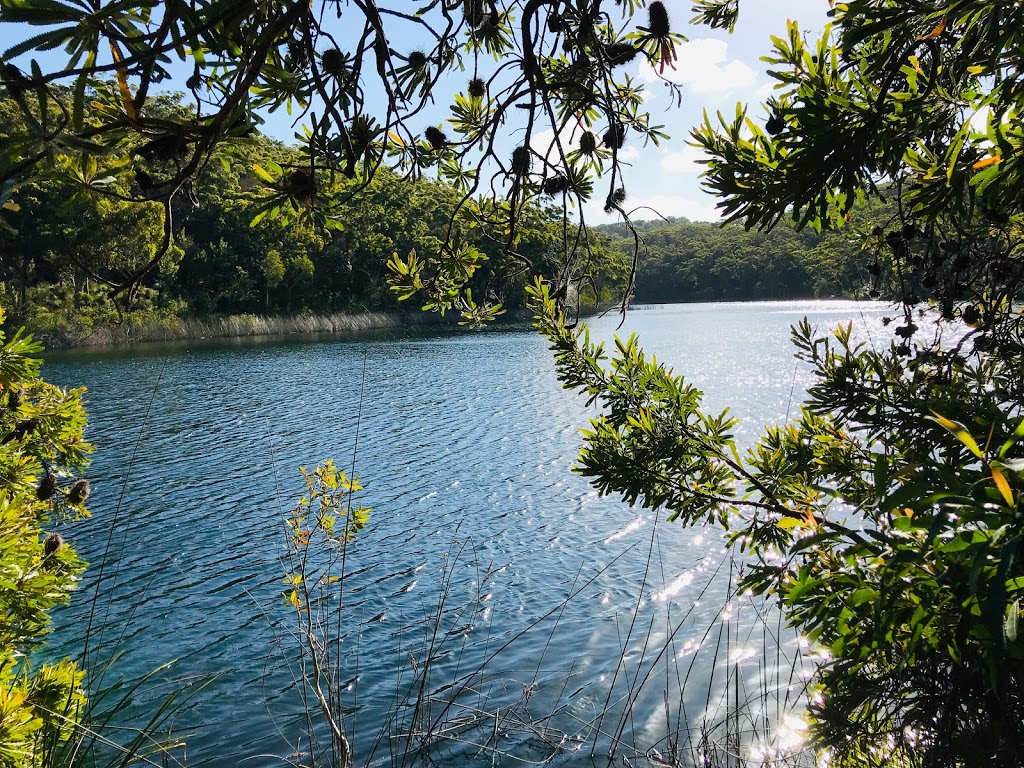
[0,307,91,766]
[528,1,1024,765]
[0,0,683,326]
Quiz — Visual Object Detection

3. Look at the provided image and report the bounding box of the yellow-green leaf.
[992,467,1014,506]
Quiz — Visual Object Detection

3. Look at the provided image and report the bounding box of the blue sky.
[0,1,830,224]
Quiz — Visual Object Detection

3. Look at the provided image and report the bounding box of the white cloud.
[584,193,722,225]
[618,146,640,162]
[639,38,756,94]
[661,144,709,174]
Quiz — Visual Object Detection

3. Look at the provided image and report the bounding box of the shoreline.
[19,309,478,350]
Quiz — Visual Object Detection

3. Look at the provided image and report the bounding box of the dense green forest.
[1,88,884,346]
[0,92,630,342]
[600,216,873,303]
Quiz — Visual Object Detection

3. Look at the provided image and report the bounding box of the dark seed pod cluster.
[424,126,448,150]
[647,2,671,36]
[604,186,627,213]
[68,479,90,505]
[320,48,346,76]
[6,387,22,410]
[765,113,784,136]
[464,0,486,28]
[37,473,58,502]
[284,170,317,201]
[604,43,637,67]
[43,532,64,558]
[603,122,626,149]
[511,146,531,175]
[468,77,487,99]
[286,40,308,70]
[579,131,597,154]
[542,174,570,195]
[407,51,428,70]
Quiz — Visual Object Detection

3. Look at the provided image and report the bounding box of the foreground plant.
[0,306,91,765]
[282,460,370,768]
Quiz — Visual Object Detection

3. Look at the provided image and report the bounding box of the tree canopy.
[5,0,1024,766]
[0,0,687,324]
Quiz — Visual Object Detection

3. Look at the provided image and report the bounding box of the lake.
[43,300,892,767]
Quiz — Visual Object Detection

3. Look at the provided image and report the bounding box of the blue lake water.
[43,300,892,767]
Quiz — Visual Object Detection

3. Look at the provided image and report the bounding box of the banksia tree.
[0,307,91,763]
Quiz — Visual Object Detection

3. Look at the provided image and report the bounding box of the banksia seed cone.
[511,146,531,175]
[284,170,317,200]
[68,479,90,505]
[468,77,486,99]
[424,126,447,150]
[407,51,428,70]
[647,2,670,36]
[464,0,486,28]
[603,123,626,149]
[579,131,597,154]
[542,175,570,195]
[605,43,637,66]
[43,532,64,558]
[37,473,58,501]
[321,48,346,76]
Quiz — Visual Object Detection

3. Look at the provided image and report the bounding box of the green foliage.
[0,305,91,766]
[283,460,370,767]
[598,216,874,302]
[0,0,688,324]
[530,1,1024,764]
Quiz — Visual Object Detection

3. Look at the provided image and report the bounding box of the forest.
[2,0,1023,767]
[1,95,880,348]
[0,93,633,344]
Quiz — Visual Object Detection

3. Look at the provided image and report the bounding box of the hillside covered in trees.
[600,216,874,304]
[0,91,630,343]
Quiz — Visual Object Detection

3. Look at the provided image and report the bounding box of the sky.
[0,1,831,224]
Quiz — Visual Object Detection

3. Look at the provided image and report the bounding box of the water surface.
[44,300,891,766]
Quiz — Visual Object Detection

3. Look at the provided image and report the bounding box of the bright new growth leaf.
[0,306,91,765]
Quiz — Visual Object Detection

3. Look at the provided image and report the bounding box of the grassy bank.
[11,309,471,349]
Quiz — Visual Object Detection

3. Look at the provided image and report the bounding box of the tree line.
[1,91,631,342]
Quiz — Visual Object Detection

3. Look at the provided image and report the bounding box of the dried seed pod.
[321,48,346,76]
[542,174,570,195]
[67,479,90,505]
[283,170,317,201]
[603,122,626,149]
[579,131,597,154]
[604,187,627,213]
[135,134,187,161]
[43,532,64,558]
[547,12,563,33]
[468,77,486,99]
[424,126,447,150]
[6,387,22,411]
[464,0,486,28]
[963,306,981,325]
[286,40,308,70]
[1,418,38,445]
[765,113,784,136]
[511,146,531,175]
[407,51,428,70]
[604,43,637,66]
[647,2,671,37]
[37,473,58,502]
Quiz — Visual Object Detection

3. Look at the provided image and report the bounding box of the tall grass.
[39,311,452,348]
